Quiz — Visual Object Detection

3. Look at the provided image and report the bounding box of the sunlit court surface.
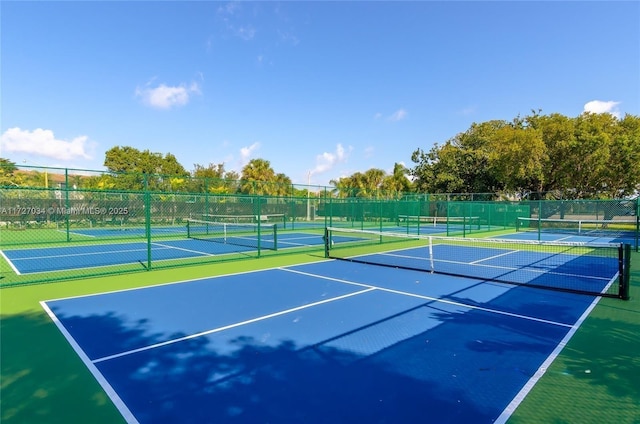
[41,238,621,424]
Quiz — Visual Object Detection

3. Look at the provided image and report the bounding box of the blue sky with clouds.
[1,1,638,186]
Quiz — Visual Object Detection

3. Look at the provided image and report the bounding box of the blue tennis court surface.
[1,232,326,274]
[42,254,607,423]
[495,230,636,246]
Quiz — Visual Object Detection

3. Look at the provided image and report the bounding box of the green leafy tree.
[527,112,576,196]
[104,146,188,191]
[411,121,503,195]
[191,163,229,193]
[0,158,19,186]
[329,176,352,198]
[381,162,413,197]
[608,114,640,198]
[488,120,545,196]
[567,112,616,198]
[240,159,276,195]
[273,173,293,196]
[412,111,640,199]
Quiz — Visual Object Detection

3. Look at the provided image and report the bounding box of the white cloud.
[239,142,260,166]
[388,108,407,122]
[135,81,201,109]
[0,127,93,160]
[364,146,375,158]
[584,100,621,118]
[216,2,257,41]
[311,143,351,175]
[277,29,300,46]
[459,105,477,116]
[375,109,408,122]
[218,2,240,16]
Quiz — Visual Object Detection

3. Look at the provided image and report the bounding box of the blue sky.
[1,1,638,187]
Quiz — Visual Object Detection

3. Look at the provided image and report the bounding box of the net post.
[620,243,631,300]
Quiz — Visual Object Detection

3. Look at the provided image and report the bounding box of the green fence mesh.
[1,185,637,288]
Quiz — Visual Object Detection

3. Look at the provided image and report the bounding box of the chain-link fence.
[1,180,637,287]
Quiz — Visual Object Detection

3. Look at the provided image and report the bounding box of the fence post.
[144,174,152,270]
[636,197,639,252]
[257,195,262,257]
[65,168,71,242]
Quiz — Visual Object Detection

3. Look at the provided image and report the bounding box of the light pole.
[23,159,49,188]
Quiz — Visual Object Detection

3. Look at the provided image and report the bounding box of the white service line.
[92,286,375,364]
[470,249,519,264]
[151,242,216,256]
[281,267,574,329]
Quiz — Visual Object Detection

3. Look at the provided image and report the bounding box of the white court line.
[280,235,320,241]
[375,250,611,282]
[42,258,335,302]
[63,230,97,238]
[278,236,321,247]
[8,246,150,262]
[493,280,611,424]
[151,242,216,257]
[92,287,375,364]
[40,301,139,424]
[280,267,573,329]
[0,250,21,275]
[470,249,519,264]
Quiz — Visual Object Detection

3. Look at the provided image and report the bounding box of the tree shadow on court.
[11,271,637,424]
[49,305,511,424]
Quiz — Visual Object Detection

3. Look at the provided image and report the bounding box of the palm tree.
[240,159,276,195]
[382,163,412,198]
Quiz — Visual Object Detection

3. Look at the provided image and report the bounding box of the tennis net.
[186,219,277,251]
[397,215,481,231]
[324,227,630,299]
[203,213,286,227]
[517,217,638,238]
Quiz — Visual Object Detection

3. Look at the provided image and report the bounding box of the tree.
[191,163,231,194]
[0,158,19,186]
[411,121,503,195]
[568,113,612,197]
[240,159,276,195]
[381,163,413,198]
[527,112,575,195]
[103,146,188,191]
[273,173,293,196]
[609,114,640,197]
[488,120,545,196]
[329,176,352,198]
[412,111,640,199]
